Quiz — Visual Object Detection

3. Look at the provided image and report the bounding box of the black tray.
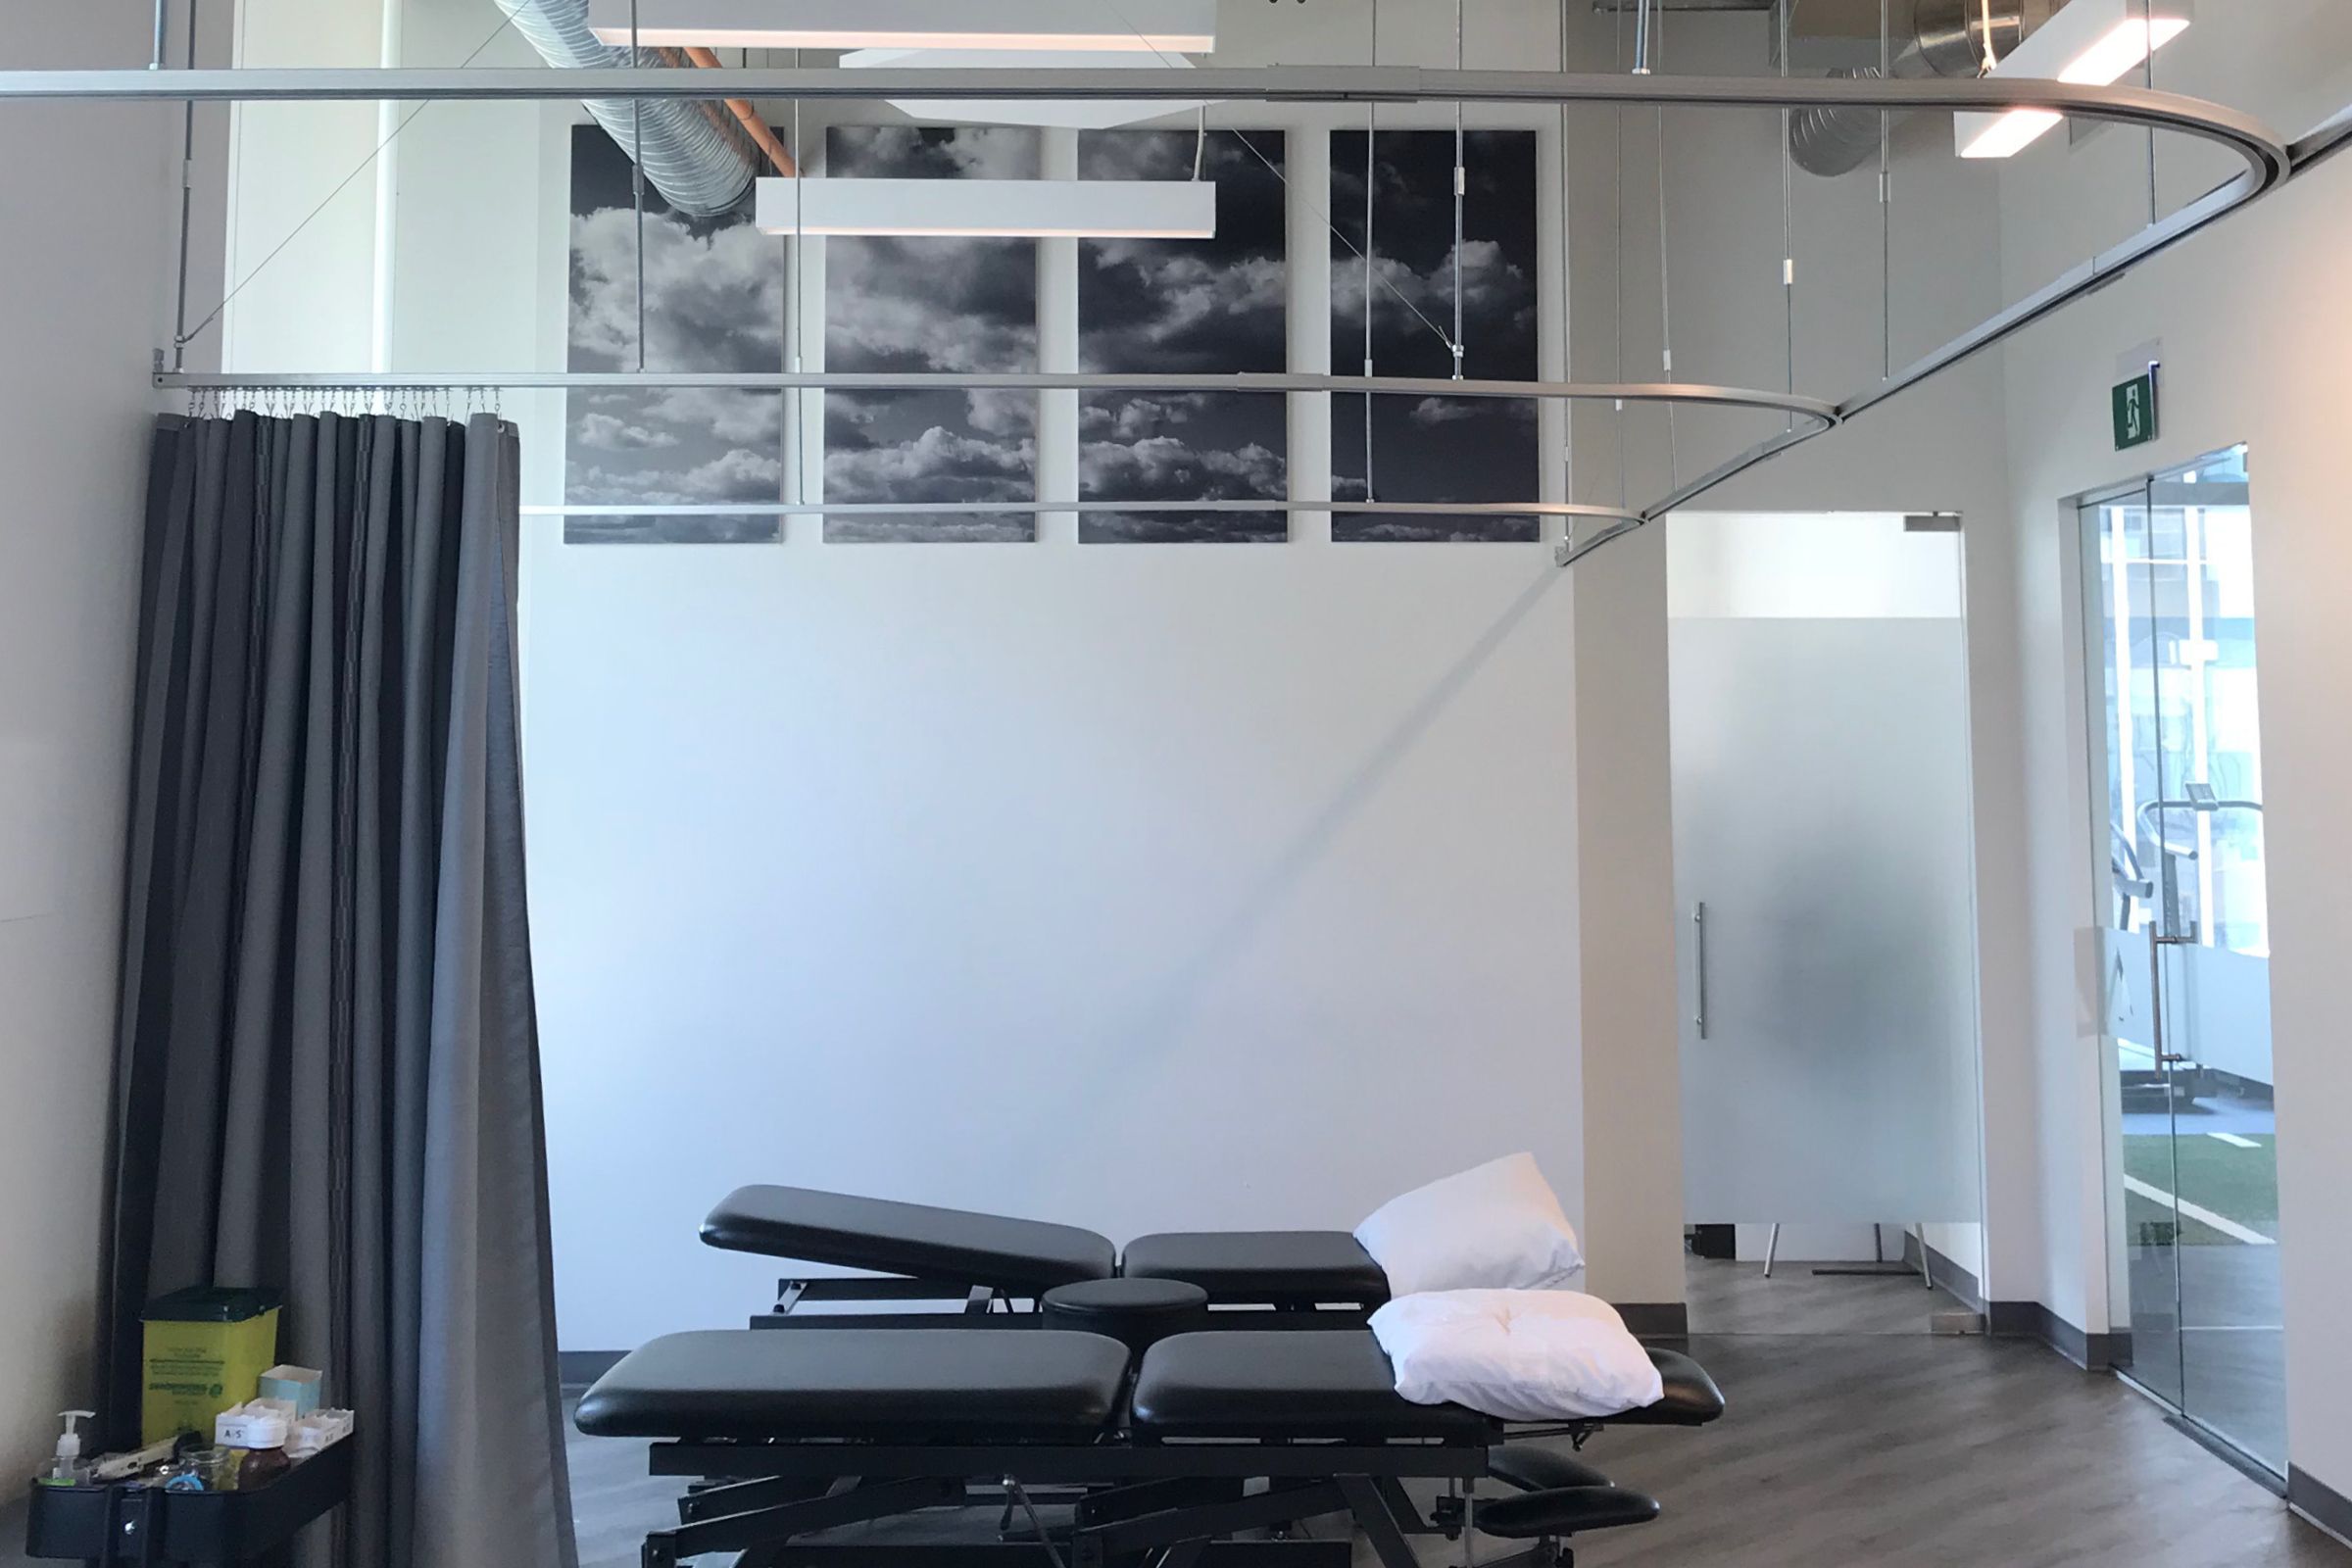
[24,1436,352,1563]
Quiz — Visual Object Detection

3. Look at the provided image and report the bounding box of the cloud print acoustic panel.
[1331,129,1540,543]
[564,125,786,544]
[823,126,1041,543]
[1078,129,1287,544]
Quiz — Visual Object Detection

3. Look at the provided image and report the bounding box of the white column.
[1035,127,1081,545]
[1575,525,1689,1318]
[1286,127,1332,547]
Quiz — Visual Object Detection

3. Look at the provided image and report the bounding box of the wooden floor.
[567,1333,2348,1568]
[1684,1254,1971,1337]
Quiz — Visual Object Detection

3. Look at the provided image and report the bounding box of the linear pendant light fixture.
[840,48,1211,129]
[755,176,1216,237]
[1955,0,2192,159]
[587,0,1213,53]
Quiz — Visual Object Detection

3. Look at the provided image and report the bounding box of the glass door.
[2082,446,2284,1475]
[1670,513,1984,1310]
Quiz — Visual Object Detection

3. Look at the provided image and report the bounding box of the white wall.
[220,0,385,370]
[0,8,174,1485]
[527,543,1582,1351]
[1988,34,2352,1503]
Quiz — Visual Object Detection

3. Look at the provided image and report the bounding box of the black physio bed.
[704,1185,1393,1323]
[578,1327,1725,1568]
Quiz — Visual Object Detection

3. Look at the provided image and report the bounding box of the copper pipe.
[683,44,797,175]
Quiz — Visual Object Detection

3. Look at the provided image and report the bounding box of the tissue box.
[259,1365,322,1417]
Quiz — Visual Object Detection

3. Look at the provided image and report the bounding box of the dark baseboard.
[1900,1234,1985,1312]
[1985,1300,2127,1371]
[561,1348,627,1395]
[2289,1466,2352,1547]
[1615,1301,1690,1339]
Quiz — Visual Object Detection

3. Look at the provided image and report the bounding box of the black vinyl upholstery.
[1488,1445,1612,1493]
[1132,1331,1494,1444]
[1122,1230,1390,1306]
[1615,1348,1727,1426]
[1042,1277,1209,1354]
[701,1185,1118,1294]
[573,1329,1130,1442]
[1475,1486,1661,1539]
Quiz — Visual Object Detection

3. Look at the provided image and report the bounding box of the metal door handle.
[1693,902,1709,1040]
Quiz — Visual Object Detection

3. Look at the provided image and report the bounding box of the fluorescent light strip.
[1957,2,2191,160]
[587,0,1212,52]
[755,177,1216,238]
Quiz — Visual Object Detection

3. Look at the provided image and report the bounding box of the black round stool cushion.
[1041,1277,1209,1355]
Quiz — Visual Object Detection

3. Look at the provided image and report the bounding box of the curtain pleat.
[104,411,574,1568]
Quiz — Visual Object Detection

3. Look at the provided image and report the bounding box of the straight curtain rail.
[526,500,1650,520]
[154,369,1839,428]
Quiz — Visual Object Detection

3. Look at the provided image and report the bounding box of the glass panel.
[564,124,785,544]
[2087,480,2184,1410]
[1328,129,1540,543]
[1077,128,1288,544]
[2148,452,2284,1474]
[1669,514,1983,1228]
[2085,445,2283,1476]
[822,126,1040,543]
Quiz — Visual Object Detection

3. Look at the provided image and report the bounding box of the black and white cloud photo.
[1330,129,1540,543]
[1078,129,1287,544]
[564,126,785,544]
[823,126,1041,543]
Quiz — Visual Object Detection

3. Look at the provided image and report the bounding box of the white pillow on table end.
[1352,1152,1584,1298]
[1369,1290,1664,1421]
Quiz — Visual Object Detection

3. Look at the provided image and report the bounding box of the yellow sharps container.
[140,1287,281,1445]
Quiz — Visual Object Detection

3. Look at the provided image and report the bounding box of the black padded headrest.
[701,1184,1118,1294]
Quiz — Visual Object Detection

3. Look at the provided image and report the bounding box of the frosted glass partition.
[1668,513,1983,1226]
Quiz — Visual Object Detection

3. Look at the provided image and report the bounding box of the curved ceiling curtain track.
[24,61,2315,559]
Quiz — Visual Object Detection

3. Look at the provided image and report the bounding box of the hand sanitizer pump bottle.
[39,1411,95,1487]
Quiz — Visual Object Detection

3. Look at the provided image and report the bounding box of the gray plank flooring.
[567,1333,2347,1568]
[1684,1255,1969,1337]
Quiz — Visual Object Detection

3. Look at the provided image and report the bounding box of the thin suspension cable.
[176,7,519,350]
[2143,0,2160,224]
[1880,0,1892,380]
[1558,0,1575,524]
[631,0,645,373]
[1364,0,1378,502]
[1220,130,1452,356]
[170,0,199,370]
[1095,0,1456,363]
[792,47,805,507]
[1654,10,1677,488]
[1780,0,1794,429]
[1451,0,1466,380]
[1613,0,1626,509]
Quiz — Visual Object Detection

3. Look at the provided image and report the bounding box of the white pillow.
[1354,1152,1583,1297]
[1370,1289,1663,1421]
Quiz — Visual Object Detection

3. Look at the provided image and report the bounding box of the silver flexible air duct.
[1788,0,2026,176]
[494,0,756,216]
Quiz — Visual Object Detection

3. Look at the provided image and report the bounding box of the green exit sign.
[2113,368,2160,451]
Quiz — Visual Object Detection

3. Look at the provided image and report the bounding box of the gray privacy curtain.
[103,411,576,1568]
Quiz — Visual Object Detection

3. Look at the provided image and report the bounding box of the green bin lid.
[142,1286,283,1323]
